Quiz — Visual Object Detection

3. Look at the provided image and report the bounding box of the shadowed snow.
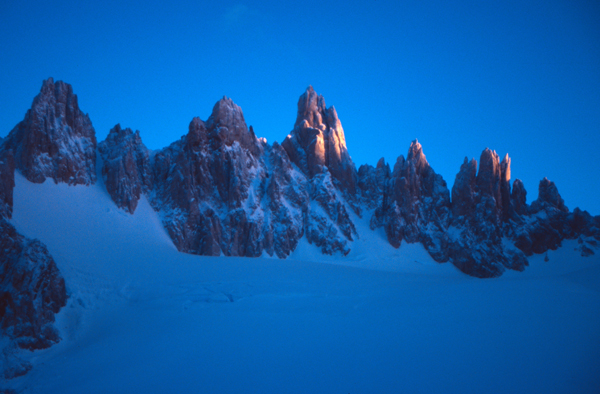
[4,173,600,394]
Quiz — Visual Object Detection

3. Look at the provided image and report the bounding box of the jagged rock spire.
[3,78,597,280]
[451,157,477,217]
[531,177,568,213]
[206,96,261,156]
[511,179,528,215]
[372,140,451,260]
[499,153,512,219]
[282,86,357,194]
[98,124,151,214]
[1,78,97,185]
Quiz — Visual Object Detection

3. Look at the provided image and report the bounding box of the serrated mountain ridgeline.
[1,78,600,370]
[2,78,600,280]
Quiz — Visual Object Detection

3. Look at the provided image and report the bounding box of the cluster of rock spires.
[1,79,599,375]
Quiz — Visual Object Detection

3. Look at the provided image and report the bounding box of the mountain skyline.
[2,77,598,280]
[1,77,599,391]
[1,0,599,214]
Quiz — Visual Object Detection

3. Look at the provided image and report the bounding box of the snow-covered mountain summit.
[1,77,599,274]
[1,79,600,381]
[2,78,96,186]
[1,78,599,266]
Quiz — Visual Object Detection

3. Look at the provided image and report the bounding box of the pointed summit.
[1,78,96,185]
[406,139,429,174]
[282,86,357,194]
[205,96,260,156]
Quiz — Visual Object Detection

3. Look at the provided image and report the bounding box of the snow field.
[4,173,600,394]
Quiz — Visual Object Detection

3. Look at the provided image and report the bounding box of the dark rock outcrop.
[446,150,600,277]
[0,150,15,219]
[1,78,96,185]
[99,124,151,213]
[357,158,390,210]
[530,177,568,214]
[0,219,67,350]
[3,79,599,281]
[509,178,593,257]
[511,179,528,216]
[132,91,356,257]
[371,140,451,261]
[149,99,272,257]
[448,150,528,277]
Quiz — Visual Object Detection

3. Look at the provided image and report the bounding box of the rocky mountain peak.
[0,78,96,185]
[205,96,261,156]
[207,97,246,131]
[98,124,151,214]
[294,85,326,129]
[451,157,478,217]
[511,178,528,215]
[406,139,429,174]
[185,117,209,150]
[532,177,568,213]
[476,148,501,199]
[282,86,357,194]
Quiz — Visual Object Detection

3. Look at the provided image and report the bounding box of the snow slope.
[3,172,600,393]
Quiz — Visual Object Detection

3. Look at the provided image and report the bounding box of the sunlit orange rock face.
[476,148,512,220]
[282,86,357,195]
[3,78,600,282]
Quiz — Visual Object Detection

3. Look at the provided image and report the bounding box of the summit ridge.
[1,79,599,371]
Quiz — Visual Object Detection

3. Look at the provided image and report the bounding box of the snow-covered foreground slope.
[4,173,600,394]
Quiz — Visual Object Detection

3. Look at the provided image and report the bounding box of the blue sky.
[1,0,599,214]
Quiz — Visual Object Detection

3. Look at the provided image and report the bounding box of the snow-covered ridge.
[1,79,599,279]
[3,169,600,393]
[1,78,599,390]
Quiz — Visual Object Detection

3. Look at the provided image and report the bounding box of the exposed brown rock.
[500,154,511,219]
[372,140,451,261]
[282,86,357,195]
[99,124,151,213]
[206,97,262,157]
[511,179,528,215]
[2,78,96,185]
[476,148,502,215]
[451,157,477,217]
[0,150,15,219]
[531,177,568,213]
[0,218,67,350]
